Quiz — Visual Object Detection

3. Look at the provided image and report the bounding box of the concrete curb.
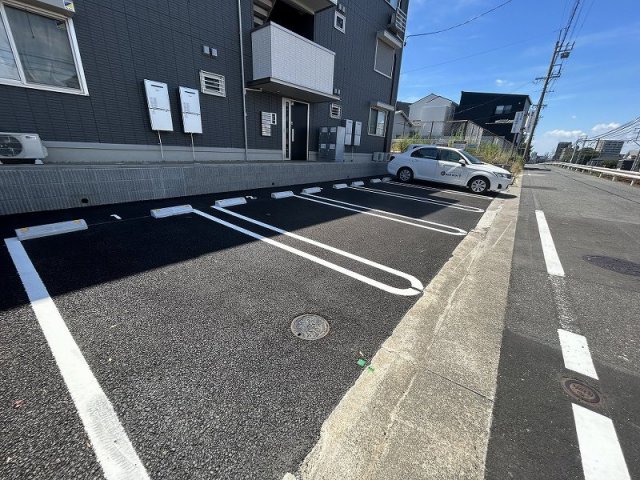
[292,183,521,479]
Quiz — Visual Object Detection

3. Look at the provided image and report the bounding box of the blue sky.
[398,0,640,155]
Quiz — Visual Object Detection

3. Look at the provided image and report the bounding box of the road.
[486,165,639,480]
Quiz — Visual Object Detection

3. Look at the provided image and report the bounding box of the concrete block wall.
[0,162,388,216]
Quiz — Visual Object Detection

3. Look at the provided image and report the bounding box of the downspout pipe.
[237,0,249,162]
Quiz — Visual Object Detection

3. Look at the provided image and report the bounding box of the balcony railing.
[250,22,337,103]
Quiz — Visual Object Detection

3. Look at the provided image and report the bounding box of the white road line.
[351,186,485,213]
[387,180,491,200]
[198,208,423,296]
[535,210,565,277]
[572,404,631,480]
[557,329,599,379]
[4,238,149,480]
[297,193,467,236]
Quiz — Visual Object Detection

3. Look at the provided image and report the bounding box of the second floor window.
[495,105,512,115]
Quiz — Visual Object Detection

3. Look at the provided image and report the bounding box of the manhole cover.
[561,378,602,405]
[291,314,329,341]
[583,255,640,277]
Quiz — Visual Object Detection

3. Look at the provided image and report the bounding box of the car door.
[436,149,468,186]
[409,147,438,180]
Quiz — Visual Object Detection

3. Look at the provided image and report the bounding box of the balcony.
[250,22,338,103]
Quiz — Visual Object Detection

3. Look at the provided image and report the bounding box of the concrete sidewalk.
[287,182,521,479]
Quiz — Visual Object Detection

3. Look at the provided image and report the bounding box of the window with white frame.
[368,108,388,137]
[0,2,87,94]
[200,70,226,97]
[334,11,345,33]
[374,38,395,78]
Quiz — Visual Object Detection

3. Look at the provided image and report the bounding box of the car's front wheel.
[397,167,413,183]
[468,176,489,194]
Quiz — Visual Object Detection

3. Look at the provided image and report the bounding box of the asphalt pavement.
[485,165,639,480]
[0,176,491,479]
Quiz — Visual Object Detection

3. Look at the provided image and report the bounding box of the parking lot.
[1,177,495,479]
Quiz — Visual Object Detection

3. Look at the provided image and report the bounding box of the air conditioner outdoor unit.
[0,133,48,164]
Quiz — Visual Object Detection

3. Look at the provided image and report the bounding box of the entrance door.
[283,99,309,161]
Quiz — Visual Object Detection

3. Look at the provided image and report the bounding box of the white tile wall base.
[0,161,388,215]
[41,142,284,164]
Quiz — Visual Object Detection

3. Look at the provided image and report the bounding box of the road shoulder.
[293,183,521,479]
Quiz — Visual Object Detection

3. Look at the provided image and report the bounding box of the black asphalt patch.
[1,177,488,479]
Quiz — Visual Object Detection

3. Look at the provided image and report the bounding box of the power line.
[404,0,514,41]
[402,28,561,74]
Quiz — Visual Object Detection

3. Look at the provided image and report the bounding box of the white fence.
[547,162,640,186]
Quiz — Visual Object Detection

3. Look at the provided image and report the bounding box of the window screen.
[374,39,394,78]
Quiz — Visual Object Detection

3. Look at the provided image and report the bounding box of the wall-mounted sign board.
[179,86,203,134]
[144,79,173,131]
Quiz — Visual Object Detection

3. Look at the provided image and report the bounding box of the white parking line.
[4,238,149,480]
[557,329,599,379]
[351,186,485,213]
[572,404,631,480]
[200,207,423,296]
[298,193,467,236]
[386,180,491,200]
[535,210,565,277]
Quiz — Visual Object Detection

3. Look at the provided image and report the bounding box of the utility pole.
[523,0,581,161]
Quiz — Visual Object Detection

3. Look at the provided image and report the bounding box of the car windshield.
[462,151,484,164]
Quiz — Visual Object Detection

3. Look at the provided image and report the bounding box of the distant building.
[595,140,625,158]
[453,91,531,144]
[408,94,458,137]
[392,101,415,138]
[553,142,572,160]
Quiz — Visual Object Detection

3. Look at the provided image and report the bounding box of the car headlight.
[493,172,511,178]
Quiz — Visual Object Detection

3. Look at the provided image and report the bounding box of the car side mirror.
[458,159,466,166]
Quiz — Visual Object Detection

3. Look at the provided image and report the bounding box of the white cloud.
[545,129,586,138]
[591,122,620,134]
[571,115,577,119]
[495,79,514,87]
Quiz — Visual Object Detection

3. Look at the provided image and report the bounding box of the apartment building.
[0,0,409,213]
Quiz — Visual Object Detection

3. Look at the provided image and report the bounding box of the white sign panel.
[179,86,202,134]
[353,121,362,147]
[343,119,353,146]
[511,111,525,134]
[144,80,173,131]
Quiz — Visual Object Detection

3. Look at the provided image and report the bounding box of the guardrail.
[545,162,640,186]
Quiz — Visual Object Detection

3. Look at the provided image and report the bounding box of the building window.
[495,105,512,115]
[334,11,345,33]
[368,108,388,137]
[0,2,87,94]
[330,103,342,119]
[374,38,395,78]
[200,70,226,97]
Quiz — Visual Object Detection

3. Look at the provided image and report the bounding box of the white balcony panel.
[251,23,337,102]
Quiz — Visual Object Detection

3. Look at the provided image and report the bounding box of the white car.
[387,145,513,194]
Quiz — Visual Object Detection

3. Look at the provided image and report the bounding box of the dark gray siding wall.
[308,1,403,153]
[0,0,246,149]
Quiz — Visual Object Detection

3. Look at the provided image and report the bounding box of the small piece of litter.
[368,366,375,372]
[357,359,367,367]
[110,214,122,220]
[12,399,25,409]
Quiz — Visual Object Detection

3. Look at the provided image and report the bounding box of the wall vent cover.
[330,103,342,119]
[200,71,226,97]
